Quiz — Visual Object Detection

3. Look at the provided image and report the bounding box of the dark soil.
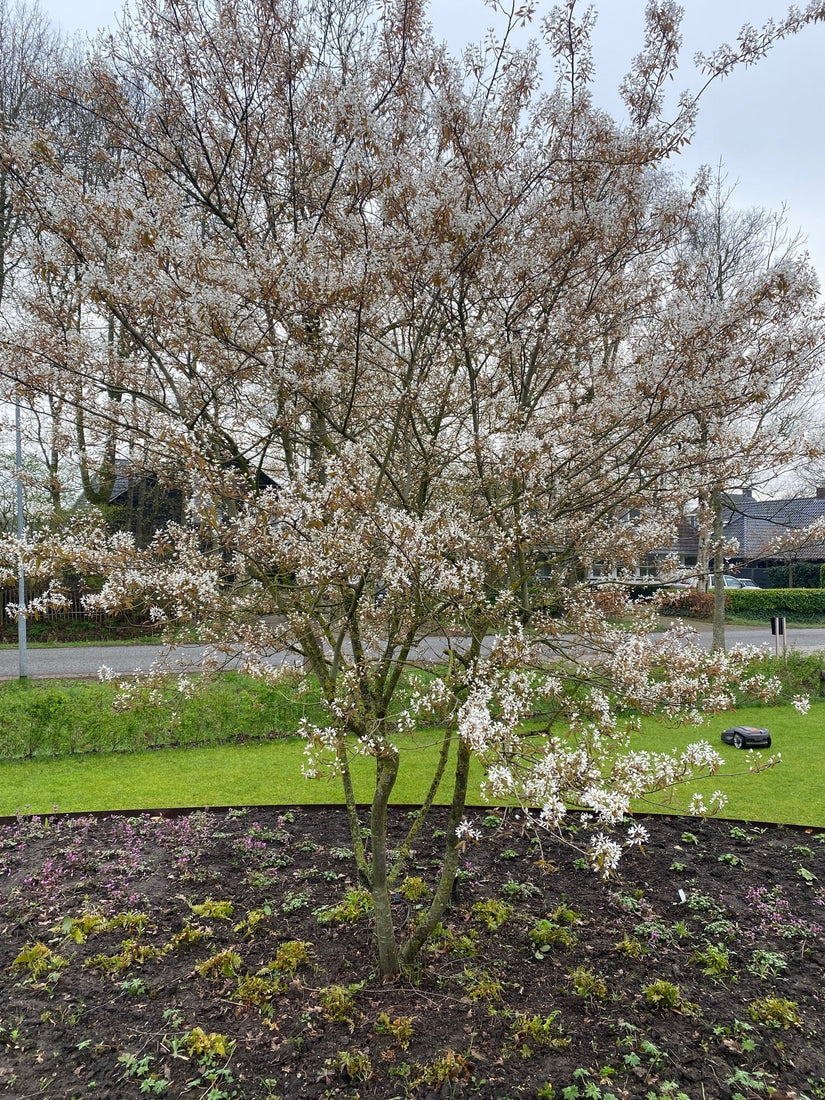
[1,805,824,1100]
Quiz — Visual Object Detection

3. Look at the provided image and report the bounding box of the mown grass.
[0,685,822,825]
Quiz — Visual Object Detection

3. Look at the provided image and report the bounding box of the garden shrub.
[657,590,716,618]
[727,588,825,618]
[766,563,821,589]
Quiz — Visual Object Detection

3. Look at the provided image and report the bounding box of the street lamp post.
[15,400,27,679]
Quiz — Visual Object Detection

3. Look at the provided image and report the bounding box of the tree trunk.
[710,484,726,652]
[371,752,401,977]
[398,739,471,970]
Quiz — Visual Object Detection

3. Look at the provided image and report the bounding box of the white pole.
[15,400,27,679]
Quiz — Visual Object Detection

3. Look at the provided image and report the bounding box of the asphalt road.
[1,624,823,680]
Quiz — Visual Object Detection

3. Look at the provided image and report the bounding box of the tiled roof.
[723,493,825,561]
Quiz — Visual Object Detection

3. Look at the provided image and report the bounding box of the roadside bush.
[728,588,825,619]
[657,590,717,618]
[742,651,825,699]
[766,563,821,589]
[0,673,323,760]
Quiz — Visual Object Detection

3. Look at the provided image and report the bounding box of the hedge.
[727,587,825,617]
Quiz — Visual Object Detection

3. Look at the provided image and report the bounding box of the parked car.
[708,575,759,589]
[736,578,761,589]
[721,725,772,749]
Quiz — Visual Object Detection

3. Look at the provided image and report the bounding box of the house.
[589,489,825,587]
[722,488,825,586]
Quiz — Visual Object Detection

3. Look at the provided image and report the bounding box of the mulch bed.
[1,804,824,1099]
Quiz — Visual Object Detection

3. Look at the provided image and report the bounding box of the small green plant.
[426,923,479,957]
[374,1011,414,1049]
[271,939,313,975]
[690,942,731,977]
[280,889,312,914]
[500,879,540,899]
[551,901,582,926]
[509,1012,568,1057]
[419,1049,474,1087]
[569,966,608,1000]
[717,852,744,867]
[314,888,372,924]
[195,949,243,979]
[530,904,581,953]
[680,831,699,845]
[726,1066,775,1094]
[119,977,149,997]
[165,922,212,951]
[642,980,692,1013]
[109,911,150,934]
[472,898,512,930]
[398,876,431,902]
[614,934,644,958]
[187,898,234,920]
[325,1049,373,1082]
[318,983,362,1025]
[234,973,285,1015]
[183,1026,235,1060]
[59,912,109,943]
[748,948,788,979]
[462,967,504,1003]
[748,995,801,1028]
[233,905,276,937]
[11,942,68,981]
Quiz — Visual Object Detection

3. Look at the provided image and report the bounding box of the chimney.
[817,487,825,499]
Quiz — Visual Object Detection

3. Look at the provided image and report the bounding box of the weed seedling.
[59,912,108,943]
[314,888,372,924]
[318,983,363,1025]
[748,948,788,980]
[462,967,504,1004]
[324,1049,373,1082]
[642,980,694,1014]
[187,898,234,920]
[195,949,243,979]
[398,877,430,902]
[690,943,731,977]
[374,1011,414,1049]
[271,939,313,975]
[509,1012,569,1057]
[748,995,801,1028]
[419,1049,474,1087]
[569,966,608,1001]
[183,1026,235,1060]
[472,898,512,930]
[11,942,68,982]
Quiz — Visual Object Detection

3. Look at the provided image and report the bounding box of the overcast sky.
[41,0,825,286]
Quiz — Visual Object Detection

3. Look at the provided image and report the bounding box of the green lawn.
[1,704,821,825]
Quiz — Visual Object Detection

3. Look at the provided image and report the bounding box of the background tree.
[2,0,821,976]
[647,171,824,649]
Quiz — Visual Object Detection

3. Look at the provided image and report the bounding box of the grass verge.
[1,703,821,826]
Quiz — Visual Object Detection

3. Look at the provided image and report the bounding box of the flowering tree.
[1,0,822,975]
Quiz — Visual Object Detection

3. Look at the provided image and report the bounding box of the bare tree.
[652,169,824,649]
